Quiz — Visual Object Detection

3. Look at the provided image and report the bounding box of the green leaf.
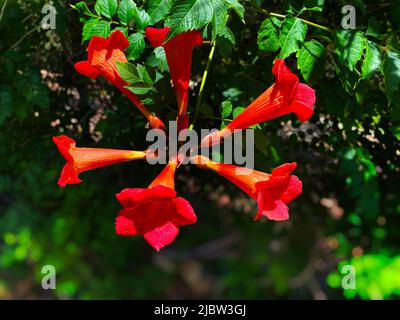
[361,41,382,79]
[210,0,228,40]
[279,16,308,59]
[70,2,98,18]
[125,84,154,95]
[257,17,282,53]
[165,0,214,40]
[154,47,169,72]
[233,106,245,118]
[221,101,233,118]
[383,51,400,107]
[224,0,245,23]
[95,0,118,19]
[365,17,385,41]
[82,19,111,42]
[335,30,365,71]
[126,33,145,61]
[218,26,235,45]
[117,0,136,26]
[301,0,325,12]
[297,39,326,81]
[117,62,142,84]
[147,0,173,24]
[117,62,158,95]
[217,26,235,57]
[0,90,13,125]
[135,9,151,30]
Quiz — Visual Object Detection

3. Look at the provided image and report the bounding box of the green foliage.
[335,30,365,71]
[279,16,308,59]
[147,0,174,24]
[1,0,400,300]
[257,17,282,53]
[296,39,326,81]
[328,255,400,299]
[384,51,400,107]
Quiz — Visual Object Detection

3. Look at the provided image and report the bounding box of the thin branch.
[0,0,8,22]
[191,41,217,127]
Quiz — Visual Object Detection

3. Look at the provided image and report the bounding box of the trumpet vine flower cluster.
[53,28,316,251]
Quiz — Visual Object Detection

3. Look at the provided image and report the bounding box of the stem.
[192,41,217,127]
[0,0,8,22]
[247,0,333,33]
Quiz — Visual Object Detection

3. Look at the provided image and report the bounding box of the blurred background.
[0,0,399,299]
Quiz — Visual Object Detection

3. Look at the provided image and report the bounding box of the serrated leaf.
[335,30,365,71]
[154,47,169,72]
[361,40,382,79]
[82,19,111,42]
[224,0,245,23]
[118,0,136,26]
[126,33,145,61]
[165,0,214,40]
[221,101,233,118]
[210,0,228,40]
[218,26,235,44]
[297,39,326,81]
[148,0,173,24]
[135,9,151,30]
[257,17,282,53]
[116,62,143,84]
[71,2,98,18]
[384,51,400,107]
[95,0,118,19]
[279,16,308,59]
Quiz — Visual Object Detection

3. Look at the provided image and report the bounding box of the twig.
[0,0,8,22]
[192,41,217,127]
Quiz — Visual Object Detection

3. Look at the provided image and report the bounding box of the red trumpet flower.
[53,135,147,187]
[115,161,197,251]
[193,156,302,221]
[201,59,315,146]
[145,27,203,129]
[74,30,165,130]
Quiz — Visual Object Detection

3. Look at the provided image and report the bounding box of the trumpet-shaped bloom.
[201,59,315,147]
[115,161,197,251]
[74,30,165,130]
[53,135,147,187]
[145,27,203,129]
[193,156,302,221]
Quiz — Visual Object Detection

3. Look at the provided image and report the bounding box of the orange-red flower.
[201,59,315,146]
[115,161,197,251]
[193,156,302,221]
[53,135,147,187]
[145,27,203,129]
[74,30,165,130]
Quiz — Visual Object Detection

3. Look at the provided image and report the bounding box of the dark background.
[0,0,399,299]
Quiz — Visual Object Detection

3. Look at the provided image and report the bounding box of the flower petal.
[281,175,303,204]
[115,214,138,236]
[174,197,197,225]
[74,61,100,79]
[143,221,180,251]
